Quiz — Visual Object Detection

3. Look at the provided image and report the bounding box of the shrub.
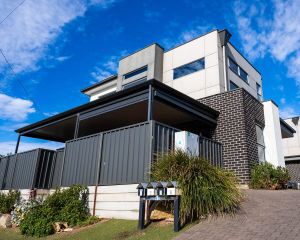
[151,150,242,223]
[19,185,89,237]
[250,162,290,189]
[12,198,42,226]
[0,190,20,214]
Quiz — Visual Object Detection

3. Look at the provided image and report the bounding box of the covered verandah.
[1,79,221,190]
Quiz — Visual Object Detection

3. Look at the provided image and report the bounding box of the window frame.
[123,65,148,80]
[228,57,249,84]
[229,81,239,91]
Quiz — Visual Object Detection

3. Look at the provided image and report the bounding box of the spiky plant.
[151,150,242,223]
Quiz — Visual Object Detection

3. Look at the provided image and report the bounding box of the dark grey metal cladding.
[199,137,223,167]
[99,122,151,185]
[0,156,9,189]
[153,122,179,159]
[11,149,39,189]
[3,154,18,189]
[61,134,102,186]
[34,149,56,189]
[51,148,65,188]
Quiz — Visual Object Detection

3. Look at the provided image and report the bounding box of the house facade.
[0,29,295,219]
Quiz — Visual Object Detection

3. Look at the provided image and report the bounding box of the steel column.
[147,84,154,121]
[74,113,80,139]
[15,134,21,154]
[138,198,146,230]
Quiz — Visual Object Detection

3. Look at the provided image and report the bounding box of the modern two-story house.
[0,29,295,219]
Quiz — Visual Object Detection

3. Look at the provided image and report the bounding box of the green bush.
[151,150,242,223]
[250,162,290,189]
[19,185,89,237]
[0,190,20,214]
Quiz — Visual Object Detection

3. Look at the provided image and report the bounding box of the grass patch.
[0,219,188,240]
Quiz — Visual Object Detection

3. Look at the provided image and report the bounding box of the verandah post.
[15,134,21,154]
[147,84,154,121]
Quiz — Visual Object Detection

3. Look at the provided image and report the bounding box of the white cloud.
[280,98,286,105]
[90,50,127,83]
[280,106,298,119]
[0,141,63,155]
[233,0,300,86]
[0,122,28,132]
[0,93,35,121]
[0,0,118,75]
[55,55,72,62]
[43,112,59,117]
[162,24,213,49]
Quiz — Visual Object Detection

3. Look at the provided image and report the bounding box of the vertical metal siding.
[4,154,18,189]
[99,122,151,185]
[61,134,102,186]
[11,149,39,189]
[199,137,223,167]
[51,148,65,188]
[0,157,9,189]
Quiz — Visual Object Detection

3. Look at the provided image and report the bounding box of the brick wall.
[199,89,264,184]
[286,161,300,182]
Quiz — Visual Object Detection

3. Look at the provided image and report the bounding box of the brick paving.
[175,190,300,240]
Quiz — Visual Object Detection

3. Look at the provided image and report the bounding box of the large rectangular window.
[173,58,205,80]
[228,57,248,84]
[123,66,148,80]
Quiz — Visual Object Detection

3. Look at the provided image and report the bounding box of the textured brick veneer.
[199,88,264,184]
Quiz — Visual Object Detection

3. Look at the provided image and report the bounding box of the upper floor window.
[256,124,265,163]
[173,58,205,80]
[229,81,239,90]
[228,57,248,84]
[122,77,147,90]
[123,66,148,80]
[256,83,262,101]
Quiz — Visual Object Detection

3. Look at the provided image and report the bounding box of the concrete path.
[175,190,300,240]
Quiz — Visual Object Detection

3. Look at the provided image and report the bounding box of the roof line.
[81,74,117,93]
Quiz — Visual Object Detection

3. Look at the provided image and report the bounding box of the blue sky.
[0,0,300,154]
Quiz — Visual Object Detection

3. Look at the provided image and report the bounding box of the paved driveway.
[175,190,300,240]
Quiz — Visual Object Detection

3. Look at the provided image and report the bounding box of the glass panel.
[228,58,239,75]
[173,58,205,80]
[239,67,248,83]
[230,81,239,90]
[257,145,266,163]
[123,66,148,79]
[122,77,147,90]
[256,125,265,146]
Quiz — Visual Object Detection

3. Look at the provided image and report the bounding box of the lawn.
[0,219,186,240]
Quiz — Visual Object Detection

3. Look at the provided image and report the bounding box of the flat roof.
[80,75,117,93]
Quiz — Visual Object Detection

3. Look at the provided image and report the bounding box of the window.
[256,83,262,101]
[256,125,265,162]
[228,57,248,84]
[239,67,248,82]
[123,66,147,80]
[228,58,239,75]
[122,77,147,90]
[229,81,239,90]
[173,58,205,80]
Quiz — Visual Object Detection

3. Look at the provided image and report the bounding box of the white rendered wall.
[282,117,300,157]
[227,43,262,100]
[162,30,224,99]
[263,101,285,167]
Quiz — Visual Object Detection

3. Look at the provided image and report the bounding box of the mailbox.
[166,181,179,196]
[157,182,168,196]
[137,182,148,197]
[146,182,157,196]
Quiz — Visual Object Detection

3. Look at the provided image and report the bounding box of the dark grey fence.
[0,149,56,190]
[199,137,223,167]
[0,121,223,190]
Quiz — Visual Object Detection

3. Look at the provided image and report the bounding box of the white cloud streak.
[0,93,35,121]
[233,0,300,86]
[0,0,118,76]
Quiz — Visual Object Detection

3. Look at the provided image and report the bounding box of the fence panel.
[61,134,102,186]
[0,156,9,189]
[11,149,39,189]
[99,122,151,185]
[51,148,65,188]
[199,137,223,167]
